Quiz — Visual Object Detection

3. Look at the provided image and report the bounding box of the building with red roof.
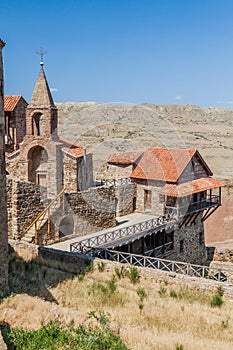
[4,95,28,150]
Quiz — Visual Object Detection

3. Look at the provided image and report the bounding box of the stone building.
[107,148,226,263]
[6,62,93,198]
[0,39,9,291]
[4,95,28,151]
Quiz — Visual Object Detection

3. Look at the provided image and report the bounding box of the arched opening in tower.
[28,145,48,186]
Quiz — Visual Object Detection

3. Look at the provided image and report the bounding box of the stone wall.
[9,239,92,275]
[7,177,46,239]
[115,183,136,216]
[65,185,117,237]
[0,39,9,291]
[133,179,165,216]
[171,213,206,264]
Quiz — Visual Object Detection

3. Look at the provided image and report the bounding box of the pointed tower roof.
[28,66,55,109]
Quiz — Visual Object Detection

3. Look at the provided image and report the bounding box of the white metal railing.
[70,215,174,253]
[92,249,233,282]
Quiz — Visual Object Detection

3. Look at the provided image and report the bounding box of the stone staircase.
[22,188,66,244]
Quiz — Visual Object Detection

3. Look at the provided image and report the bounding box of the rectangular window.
[180,239,184,253]
[144,189,152,211]
[199,231,204,245]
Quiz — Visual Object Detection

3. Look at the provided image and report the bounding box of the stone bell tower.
[0,39,9,291]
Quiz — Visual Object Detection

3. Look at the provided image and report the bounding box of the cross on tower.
[36,47,47,67]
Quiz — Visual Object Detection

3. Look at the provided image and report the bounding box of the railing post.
[47,208,51,235]
[35,222,38,245]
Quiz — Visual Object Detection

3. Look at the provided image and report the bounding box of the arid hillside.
[57,102,233,246]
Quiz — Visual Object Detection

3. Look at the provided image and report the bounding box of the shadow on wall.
[8,243,92,303]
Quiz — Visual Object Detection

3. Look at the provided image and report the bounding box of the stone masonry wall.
[65,185,116,237]
[9,240,92,275]
[171,213,206,264]
[7,177,46,239]
[115,183,136,216]
[0,39,8,291]
[134,179,165,216]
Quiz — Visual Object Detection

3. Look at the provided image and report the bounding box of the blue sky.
[1,0,233,107]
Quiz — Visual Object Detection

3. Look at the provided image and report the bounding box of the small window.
[199,231,204,245]
[180,239,184,253]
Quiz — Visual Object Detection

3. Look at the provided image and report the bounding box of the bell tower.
[25,52,58,139]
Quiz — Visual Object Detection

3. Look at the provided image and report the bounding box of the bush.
[1,320,129,350]
[137,287,147,302]
[115,266,127,279]
[97,261,105,272]
[210,293,224,308]
[127,267,139,285]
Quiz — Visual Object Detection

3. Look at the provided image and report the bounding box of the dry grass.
[1,259,233,349]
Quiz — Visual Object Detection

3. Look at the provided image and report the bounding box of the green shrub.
[217,284,224,296]
[137,286,147,302]
[170,290,178,298]
[175,344,184,350]
[210,293,224,307]
[1,320,129,350]
[97,261,105,272]
[115,266,127,279]
[127,267,139,285]
[158,286,167,297]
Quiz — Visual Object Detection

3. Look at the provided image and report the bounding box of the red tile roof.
[62,146,89,158]
[60,137,90,159]
[159,177,226,197]
[130,148,199,182]
[108,152,141,165]
[4,95,23,111]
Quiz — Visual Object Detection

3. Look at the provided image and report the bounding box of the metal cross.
[36,47,47,66]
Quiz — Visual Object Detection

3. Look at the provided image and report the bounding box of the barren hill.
[57,102,233,182]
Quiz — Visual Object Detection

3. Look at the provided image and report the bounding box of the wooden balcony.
[165,194,221,219]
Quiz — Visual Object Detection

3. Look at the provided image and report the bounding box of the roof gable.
[108,151,142,166]
[130,148,197,182]
[4,95,27,111]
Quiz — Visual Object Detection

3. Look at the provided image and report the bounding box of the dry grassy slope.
[57,102,233,182]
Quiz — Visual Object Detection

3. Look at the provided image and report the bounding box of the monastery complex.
[0,39,228,291]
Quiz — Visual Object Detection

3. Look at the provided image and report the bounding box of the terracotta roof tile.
[4,96,22,111]
[62,146,89,158]
[159,177,226,197]
[130,148,197,182]
[108,152,141,165]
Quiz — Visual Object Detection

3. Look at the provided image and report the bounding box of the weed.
[97,261,105,272]
[170,290,177,298]
[175,344,184,350]
[138,302,144,312]
[78,274,84,282]
[115,266,127,279]
[85,261,93,274]
[210,293,224,307]
[217,284,224,296]
[127,266,139,285]
[107,276,117,294]
[158,286,167,297]
[221,319,229,329]
[137,287,147,302]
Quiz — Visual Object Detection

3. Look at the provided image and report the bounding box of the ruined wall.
[15,98,27,147]
[65,185,116,237]
[7,177,46,239]
[115,182,136,216]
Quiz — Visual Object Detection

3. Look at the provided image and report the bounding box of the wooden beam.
[202,206,219,221]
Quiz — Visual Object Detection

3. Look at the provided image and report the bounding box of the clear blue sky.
[1,0,233,107]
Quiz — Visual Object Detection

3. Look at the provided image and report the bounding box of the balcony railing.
[165,195,220,218]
